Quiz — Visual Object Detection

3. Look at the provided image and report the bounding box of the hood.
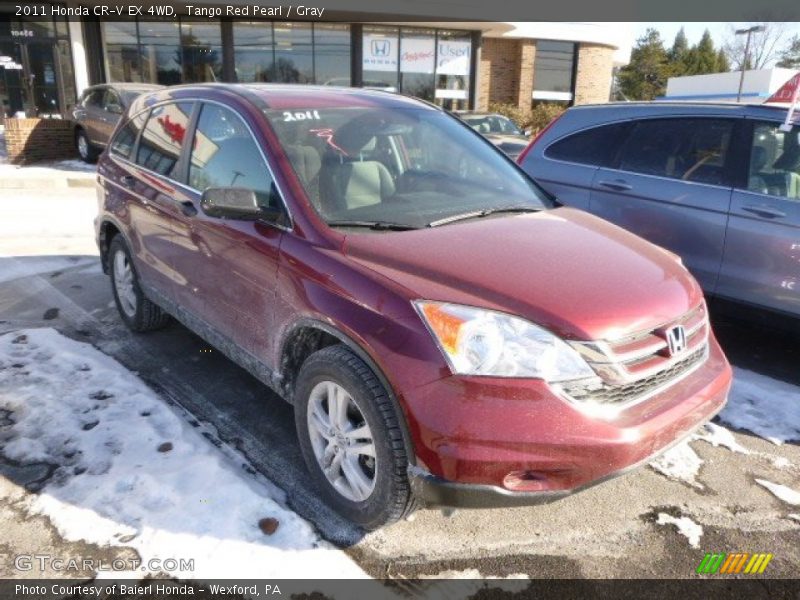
[343,208,702,342]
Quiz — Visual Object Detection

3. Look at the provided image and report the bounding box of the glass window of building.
[273,22,313,83]
[314,24,351,86]
[233,22,274,82]
[399,29,436,102]
[138,22,182,85]
[362,26,399,91]
[180,22,222,83]
[532,40,576,102]
[103,21,142,83]
[435,30,471,110]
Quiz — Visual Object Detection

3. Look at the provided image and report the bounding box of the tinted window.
[109,109,148,159]
[545,122,631,167]
[747,122,800,199]
[618,118,734,186]
[135,102,194,178]
[102,90,123,113]
[189,104,275,207]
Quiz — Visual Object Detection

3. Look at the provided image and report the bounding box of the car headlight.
[414,301,595,381]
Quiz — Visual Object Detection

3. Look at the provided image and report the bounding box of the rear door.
[529,121,632,210]
[97,89,124,145]
[717,119,800,316]
[82,88,107,145]
[125,101,197,301]
[588,117,740,293]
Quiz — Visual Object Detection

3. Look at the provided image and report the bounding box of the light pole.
[735,25,766,103]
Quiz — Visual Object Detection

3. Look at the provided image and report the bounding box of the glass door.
[23,41,61,116]
[0,41,25,117]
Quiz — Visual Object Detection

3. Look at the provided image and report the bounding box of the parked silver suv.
[518,102,800,320]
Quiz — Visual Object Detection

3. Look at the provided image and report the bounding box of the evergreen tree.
[716,49,731,72]
[618,28,670,100]
[669,28,690,77]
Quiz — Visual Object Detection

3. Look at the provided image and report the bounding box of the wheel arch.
[278,317,417,466]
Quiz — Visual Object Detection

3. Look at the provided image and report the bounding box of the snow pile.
[756,479,800,506]
[692,422,749,454]
[0,328,366,580]
[722,368,800,445]
[655,513,703,548]
[649,442,704,489]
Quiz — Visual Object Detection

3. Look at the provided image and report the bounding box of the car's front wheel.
[294,345,416,529]
[108,236,170,332]
[75,129,98,163]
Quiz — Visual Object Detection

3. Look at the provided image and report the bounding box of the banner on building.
[400,37,435,74]
[436,40,471,76]
[362,34,397,72]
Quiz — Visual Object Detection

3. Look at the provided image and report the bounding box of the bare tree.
[723,22,789,70]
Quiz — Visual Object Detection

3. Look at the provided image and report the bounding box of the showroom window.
[532,40,577,103]
[180,23,223,83]
[138,22,182,85]
[233,22,350,84]
[361,26,473,107]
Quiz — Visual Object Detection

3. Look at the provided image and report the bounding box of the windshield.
[462,114,523,136]
[265,107,550,229]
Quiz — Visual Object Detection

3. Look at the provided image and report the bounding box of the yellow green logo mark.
[697,552,773,574]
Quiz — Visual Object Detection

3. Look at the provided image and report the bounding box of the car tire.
[294,344,417,529]
[75,129,99,163]
[108,236,170,332]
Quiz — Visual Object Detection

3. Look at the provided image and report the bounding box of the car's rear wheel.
[76,129,98,163]
[108,236,170,332]
[294,345,416,529]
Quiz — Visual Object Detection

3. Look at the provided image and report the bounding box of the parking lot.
[1,184,799,581]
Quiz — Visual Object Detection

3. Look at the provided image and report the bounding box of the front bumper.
[403,334,731,507]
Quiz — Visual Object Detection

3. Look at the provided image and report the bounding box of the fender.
[278,316,417,466]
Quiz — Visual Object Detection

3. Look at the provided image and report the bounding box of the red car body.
[95,85,731,508]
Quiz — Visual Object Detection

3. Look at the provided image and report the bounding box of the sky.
[633,22,800,60]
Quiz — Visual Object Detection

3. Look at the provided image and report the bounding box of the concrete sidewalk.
[0,131,96,190]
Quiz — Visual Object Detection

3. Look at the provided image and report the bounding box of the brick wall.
[3,118,76,164]
[574,43,615,105]
[517,40,536,108]
[478,38,522,109]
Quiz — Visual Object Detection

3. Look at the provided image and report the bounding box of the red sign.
[766,73,800,104]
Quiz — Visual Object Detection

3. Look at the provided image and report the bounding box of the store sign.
[437,41,471,76]
[363,34,397,72]
[400,37,435,74]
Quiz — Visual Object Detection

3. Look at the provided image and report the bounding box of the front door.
[717,120,800,316]
[588,117,738,294]
[172,101,285,362]
[21,41,61,116]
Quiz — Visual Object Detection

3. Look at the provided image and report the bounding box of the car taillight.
[516,111,565,165]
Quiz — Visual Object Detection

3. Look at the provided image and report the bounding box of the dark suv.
[95,85,731,529]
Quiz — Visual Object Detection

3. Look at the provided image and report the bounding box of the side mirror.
[107,103,123,115]
[201,188,262,220]
[200,186,287,224]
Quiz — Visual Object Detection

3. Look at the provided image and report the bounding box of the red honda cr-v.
[95,84,732,529]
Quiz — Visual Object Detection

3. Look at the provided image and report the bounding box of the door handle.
[597,179,633,192]
[180,201,197,217]
[742,205,786,219]
[121,175,135,189]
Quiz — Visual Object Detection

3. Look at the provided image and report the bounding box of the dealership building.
[0,2,629,118]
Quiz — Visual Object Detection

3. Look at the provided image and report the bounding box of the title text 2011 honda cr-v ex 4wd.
[95,84,732,529]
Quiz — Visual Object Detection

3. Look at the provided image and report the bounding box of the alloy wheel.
[112,250,137,318]
[306,380,377,502]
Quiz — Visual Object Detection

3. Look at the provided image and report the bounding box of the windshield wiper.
[427,206,542,227]
[327,220,420,231]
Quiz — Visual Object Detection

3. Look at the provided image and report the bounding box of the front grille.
[559,346,707,406]
[558,304,710,408]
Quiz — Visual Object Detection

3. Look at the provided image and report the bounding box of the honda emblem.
[666,325,687,356]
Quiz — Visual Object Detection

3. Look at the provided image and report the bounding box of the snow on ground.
[655,513,703,548]
[0,328,366,581]
[721,368,800,445]
[756,479,800,506]
[692,422,750,454]
[649,441,704,489]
